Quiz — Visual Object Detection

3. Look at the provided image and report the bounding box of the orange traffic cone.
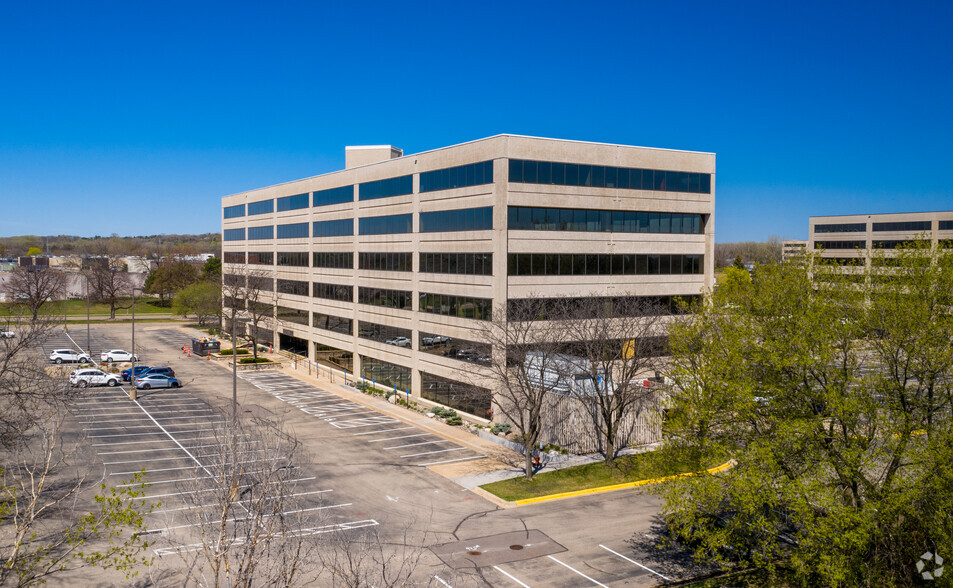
[187,349,191,358]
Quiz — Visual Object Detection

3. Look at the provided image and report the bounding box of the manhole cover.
[509,545,524,550]
[467,550,482,556]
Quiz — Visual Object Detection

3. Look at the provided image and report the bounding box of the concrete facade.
[222,135,715,419]
[782,239,808,262]
[809,211,953,266]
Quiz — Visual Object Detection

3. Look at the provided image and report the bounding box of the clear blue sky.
[1,0,951,242]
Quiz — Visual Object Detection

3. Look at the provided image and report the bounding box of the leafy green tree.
[656,245,953,586]
[172,281,221,327]
[24,247,42,257]
[202,256,222,281]
[143,260,199,303]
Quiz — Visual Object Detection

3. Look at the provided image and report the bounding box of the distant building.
[782,239,807,262]
[809,211,953,267]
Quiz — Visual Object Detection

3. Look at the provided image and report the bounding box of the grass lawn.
[480,451,724,502]
[1,297,170,317]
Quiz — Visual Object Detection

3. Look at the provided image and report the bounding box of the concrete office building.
[782,239,807,262]
[222,135,715,420]
[809,211,953,267]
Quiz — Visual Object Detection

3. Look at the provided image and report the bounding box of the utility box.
[192,338,221,357]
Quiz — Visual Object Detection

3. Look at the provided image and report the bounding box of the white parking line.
[433,575,452,587]
[151,489,334,514]
[148,503,353,532]
[153,520,380,556]
[400,447,466,458]
[416,455,487,467]
[598,544,672,581]
[144,477,318,499]
[368,433,430,443]
[494,566,531,588]
[89,428,217,439]
[547,556,609,587]
[383,440,446,450]
[352,426,415,436]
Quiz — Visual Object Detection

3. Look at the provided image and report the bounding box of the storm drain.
[430,529,565,569]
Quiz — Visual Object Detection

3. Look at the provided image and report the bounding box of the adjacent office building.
[781,240,807,262]
[222,135,715,420]
[809,211,953,266]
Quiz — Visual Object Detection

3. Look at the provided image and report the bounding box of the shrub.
[491,423,512,435]
[445,414,462,426]
[219,348,249,355]
[239,357,271,364]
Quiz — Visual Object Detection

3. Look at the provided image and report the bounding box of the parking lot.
[238,371,488,468]
[44,323,698,585]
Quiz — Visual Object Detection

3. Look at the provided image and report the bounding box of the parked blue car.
[121,366,152,382]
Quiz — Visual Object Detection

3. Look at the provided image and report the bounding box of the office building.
[782,240,807,262]
[222,135,715,420]
[809,211,953,267]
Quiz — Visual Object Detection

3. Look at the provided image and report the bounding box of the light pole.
[131,286,141,378]
[85,275,90,354]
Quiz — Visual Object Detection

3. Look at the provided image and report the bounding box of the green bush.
[219,348,249,355]
[445,414,462,426]
[239,357,271,364]
[491,423,512,435]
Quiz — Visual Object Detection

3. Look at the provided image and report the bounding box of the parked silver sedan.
[134,374,181,390]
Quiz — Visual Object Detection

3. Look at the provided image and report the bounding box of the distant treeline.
[714,237,783,268]
[0,233,220,258]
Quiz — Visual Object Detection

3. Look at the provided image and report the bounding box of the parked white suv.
[69,368,121,388]
[49,349,92,364]
[101,349,139,363]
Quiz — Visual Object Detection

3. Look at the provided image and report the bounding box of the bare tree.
[474,297,569,480]
[558,296,667,467]
[85,256,133,319]
[244,273,274,361]
[314,525,430,587]
[0,323,154,585]
[4,266,67,323]
[158,416,321,587]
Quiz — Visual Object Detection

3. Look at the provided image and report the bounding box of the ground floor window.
[421,372,492,418]
[360,355,411,391]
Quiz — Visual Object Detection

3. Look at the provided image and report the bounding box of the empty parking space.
[473,541,669,587]
[69,383,380,558]
[238,371,486,467]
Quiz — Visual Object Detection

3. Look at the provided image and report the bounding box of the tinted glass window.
[419,293,491,320]
[358,175,413,200]
[277,251,309,266]
[312,312,352,335]
[276,305,308,325]
[313,185,354,207]
[247,251,273,265]
[420,161,493,193]
[814,240,866,249]
[313,252,353,269]
[507,206,703,234]
[421,372,491,417]
[359,252,412,272]
[223,251,245,263]
[508,159,711,194]
[420,207,493,232]
[224,204,245,219]
[940,220,953,231]
[814,223,866,233]
[313,218,353,237]
[276,279,308,296]
[277,222,309,239]
[276,193,309,212]
[247,225,274,240]
[313,282,353,302]
[359,214,413,235]
[358,321,413,347]
[358,287,412,310]
[223,228,245,241]
[248,199,274,215]
[872,221,932,232]
[508,295,698,320]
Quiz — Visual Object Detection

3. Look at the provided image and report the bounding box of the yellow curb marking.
[511,461,733,506]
